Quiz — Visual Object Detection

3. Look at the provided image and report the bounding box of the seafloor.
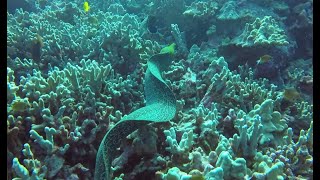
[7,0,313,179]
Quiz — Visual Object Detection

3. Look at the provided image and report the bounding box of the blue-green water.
[7,0,313,179]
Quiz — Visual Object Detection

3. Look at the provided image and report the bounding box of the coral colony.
[7,0,312,179]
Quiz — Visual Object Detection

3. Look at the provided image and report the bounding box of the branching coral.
[7,0,313,179]
[252,152,285,179]
[7,4,160,75]
[200,56,280,113]
[252,123,312,179]
[193,103,221,153]
[164,127,194,156]
[170,24,188,56]
[217,1,240,20]
[235,16,289,47]
[7,67,19,103]
[183,1,218,18]
[292,101,313,122]
[7,57,143,179]
[216,151,247,179]
[230,115,263,158]
[12,143,48,179]
[100,12,160,75]
[247,99,288,146]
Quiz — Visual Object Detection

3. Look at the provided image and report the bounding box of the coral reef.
[235,16,289,47]
[183,1,218,19]
[7,0,313,179]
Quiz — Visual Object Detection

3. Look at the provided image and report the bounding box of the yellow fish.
[257,54,272,64]
[83,1,90,13]
[160,43,176,55]
[283,87,300,102]
[10,100,30,113]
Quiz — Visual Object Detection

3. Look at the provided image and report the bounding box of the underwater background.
[7,0,313,179]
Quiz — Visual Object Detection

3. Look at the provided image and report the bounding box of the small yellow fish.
[257,54,272,64]
[10,100,30,113]
[283,87,300,102]
[160,43,176,55]
[83,1,90,13]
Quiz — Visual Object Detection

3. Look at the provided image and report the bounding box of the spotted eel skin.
[94,52,176,180]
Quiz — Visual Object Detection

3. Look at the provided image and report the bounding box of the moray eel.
[94,52,176,180]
